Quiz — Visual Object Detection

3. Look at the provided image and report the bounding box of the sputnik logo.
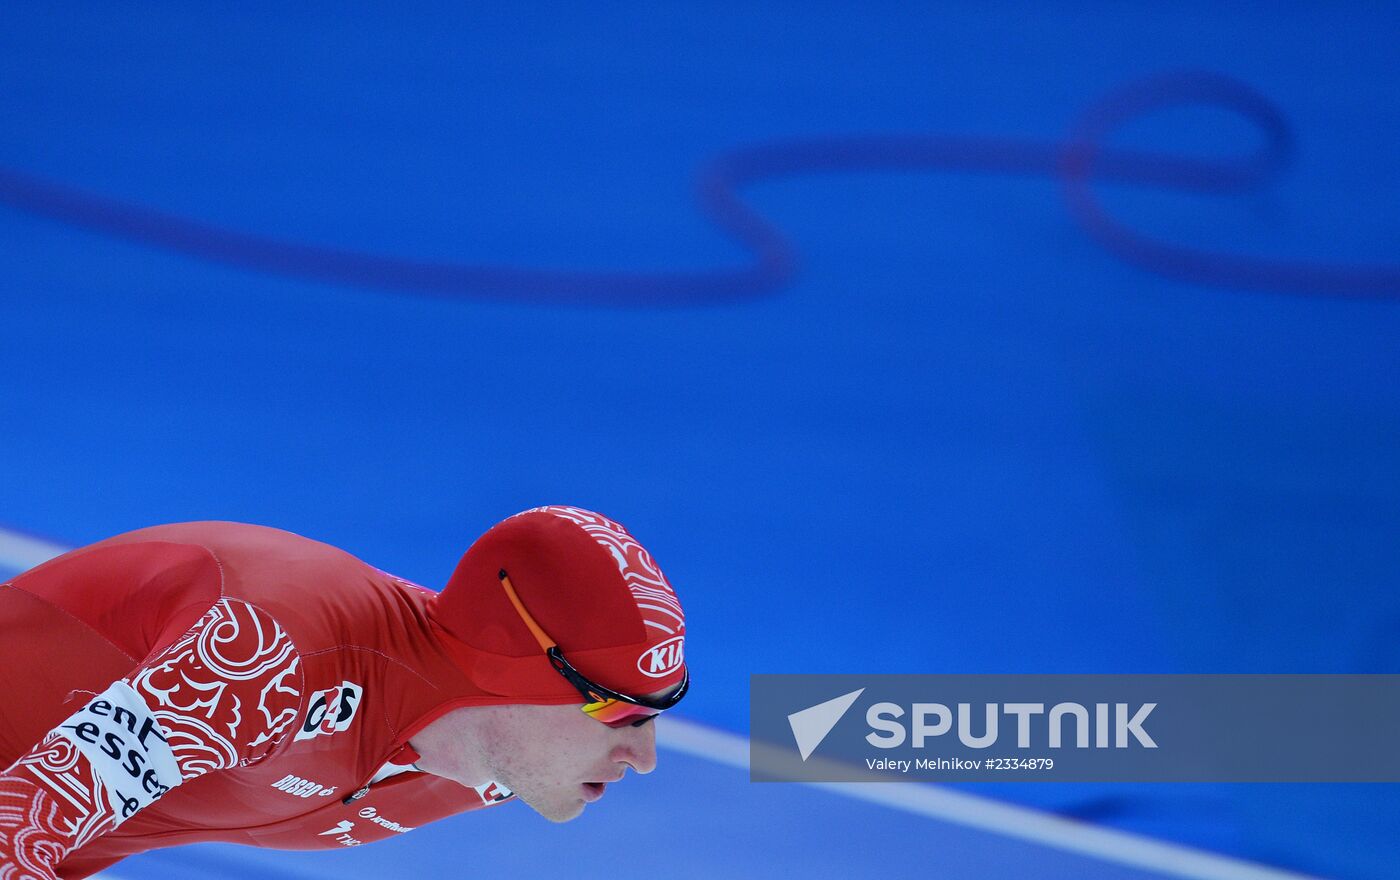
[787,688,864,760]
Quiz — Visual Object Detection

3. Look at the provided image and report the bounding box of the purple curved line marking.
[1063,71,1400,299]
[0,70,1393,304]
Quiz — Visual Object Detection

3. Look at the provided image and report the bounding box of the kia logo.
[637,636,685,678]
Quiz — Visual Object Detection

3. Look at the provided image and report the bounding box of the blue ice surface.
[103,747,1201,880]
[2,3,1399,879]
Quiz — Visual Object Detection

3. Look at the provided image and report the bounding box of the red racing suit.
[0,522,518,879]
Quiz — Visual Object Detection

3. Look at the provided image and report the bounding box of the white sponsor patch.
[54,681,182,824]
[294,681,364,742]
[637,636,685,678]
[270,773,337,798]
[318,819,363,846]
[472,780,514,803]
[357,805,415,832]
[319,820,355,836]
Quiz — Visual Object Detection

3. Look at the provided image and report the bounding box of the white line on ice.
[657,717,1319,880]
[0,527,69,573]
[1,526,1317,880]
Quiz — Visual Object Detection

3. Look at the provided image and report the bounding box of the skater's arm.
[0,598,303,878]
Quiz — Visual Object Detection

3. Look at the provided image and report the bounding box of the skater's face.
[410,688,671,823]
[478,693,665,822]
